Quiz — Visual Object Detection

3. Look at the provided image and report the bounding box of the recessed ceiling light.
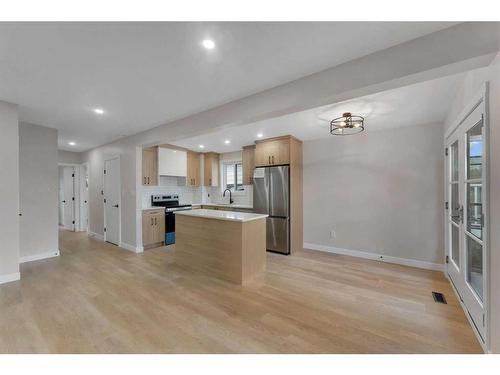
[68,142,76,146]
[199,145,205,149]
[257,133,263,138]
[224,140,231,144]
[93,108,104,115]
[202,39,215,50]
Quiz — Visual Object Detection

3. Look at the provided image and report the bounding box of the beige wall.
[0,101,20,283]
[58,150,82,165]
[19,122,59,261]
[303,123,444,266]
[444,54,500,353]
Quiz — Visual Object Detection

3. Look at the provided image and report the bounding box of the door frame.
[59,163,80,231]
[80,162,90,233]
[103,156,121,245]
[444,82,490,352]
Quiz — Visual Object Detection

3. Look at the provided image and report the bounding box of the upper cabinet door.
[242,145,255,185]
[272,139,290,165]
[142,147,158,185]
[203,152,219,186]
[186,151,201,186]
[255,138,291,166]
[158,147,187,177]
[255,142,273,166]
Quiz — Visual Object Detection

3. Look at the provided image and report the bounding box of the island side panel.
[175,215,243,284]
[241,218,266,284]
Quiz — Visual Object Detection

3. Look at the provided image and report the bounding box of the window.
[223,162,244,191]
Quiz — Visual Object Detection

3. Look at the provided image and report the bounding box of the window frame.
[221,159,244,193]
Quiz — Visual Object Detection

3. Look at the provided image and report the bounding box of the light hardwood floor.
[0,230,482,353]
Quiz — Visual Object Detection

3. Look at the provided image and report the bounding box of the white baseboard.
[20,250,60,264]
[303,242,445,272]
[0,272,21,285]
[88,231,104,241]
[445,273,487,353]
[119,242,142,253]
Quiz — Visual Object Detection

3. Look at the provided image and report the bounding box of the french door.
[445,95,488,345]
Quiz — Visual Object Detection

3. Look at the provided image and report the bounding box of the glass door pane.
[467,121,483,179]
[451,140,459,181]
[451,223,460,267]
[451,183,460,224]
[467,183,482,239]
[467,235,483,301]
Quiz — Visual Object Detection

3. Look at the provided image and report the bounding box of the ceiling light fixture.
[93,108,104,115]
[224,140,230,144]
[330,112,364,135]
[202,39,215,50]
[68,141,76,146]
[199,145,205,149]
[257,133,263,138]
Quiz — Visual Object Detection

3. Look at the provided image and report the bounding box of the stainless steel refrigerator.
[253,165,290,254]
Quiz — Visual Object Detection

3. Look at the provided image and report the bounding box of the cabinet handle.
[143,177,146,184]
[154,217,157,225]
[151,218,153,226]
[147,177,150,184]
[272,155,275,164]
[268,156,271,165]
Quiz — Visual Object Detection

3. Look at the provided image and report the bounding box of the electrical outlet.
[330,229,336,239]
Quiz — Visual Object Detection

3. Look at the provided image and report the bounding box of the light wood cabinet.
[142,209,165,249]
[203,152,219,187]
[142,147,158,185]
[254,137,291,167]
[186,151,201,187]
[242,145,255,185]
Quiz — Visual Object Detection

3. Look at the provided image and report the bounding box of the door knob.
[113,204,119,208]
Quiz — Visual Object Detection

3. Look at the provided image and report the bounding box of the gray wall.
[0,101,20,282]
[81,23,497,250]
[303,122,444,265]
[58,150,82,164]
[443,54,500,353]
[19,122,59,261]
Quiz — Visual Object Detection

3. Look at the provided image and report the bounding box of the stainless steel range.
[151,195,192,245]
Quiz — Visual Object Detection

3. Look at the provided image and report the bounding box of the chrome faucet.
[223,188,234,204]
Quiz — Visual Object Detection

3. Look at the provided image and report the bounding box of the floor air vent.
[432,292,447,304]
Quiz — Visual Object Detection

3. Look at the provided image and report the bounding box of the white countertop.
[201,203,253,209]
[175,209,267,223]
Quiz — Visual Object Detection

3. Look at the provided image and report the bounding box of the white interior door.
[445,98,488,344]
[81,164,89,232]
[58,167,64,225]
[104,158,120,245]
[62,167,75,231]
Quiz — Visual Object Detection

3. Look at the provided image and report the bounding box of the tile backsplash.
[203,185,253,206]
[142,176,253,208]
[142,176,202,208]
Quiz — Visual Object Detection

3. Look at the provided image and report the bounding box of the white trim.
[446,272,487,352]
[0,272,20,285]
[20,251,60,264]
[119,242,142,253]
[304,242,445,272]
[88,231,104,241]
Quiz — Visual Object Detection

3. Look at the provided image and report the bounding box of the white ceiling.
[0,22,456,151]
[171,73,464,153]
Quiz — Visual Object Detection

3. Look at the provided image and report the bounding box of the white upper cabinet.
[158,147,187,177]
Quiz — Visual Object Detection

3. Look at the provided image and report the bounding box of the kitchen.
[141,134,303,284]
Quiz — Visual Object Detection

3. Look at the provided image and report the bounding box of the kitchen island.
[174,209,268,285]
